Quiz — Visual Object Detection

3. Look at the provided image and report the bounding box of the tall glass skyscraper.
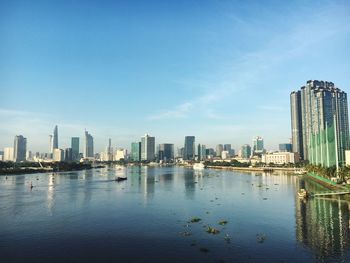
[141,134,155,161]
[241,144,251,159]
[53,125,58,150]
[71,137,80,161]
[131,142,141,162]
[252,136,264,155]
[183,136,195,160]
[158,143,174,161]
[290,80,350,167]
[84,130,94,158]
[14,135,27,162]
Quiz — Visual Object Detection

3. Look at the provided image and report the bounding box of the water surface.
[0,166,349,263]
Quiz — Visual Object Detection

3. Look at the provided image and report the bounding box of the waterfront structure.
[346,150,350,166]
[3,147,14,161]
[216,144,223,157]
[252,136,264,155]
[158,143,174,162]
[14,135,27,162]
[183,136,195,160]
[291,80,350,167]
[131,142,141,162]
[262,152,300,164]
[53,148,64,162]
[141,134,155,161]
[279,143,292,152]
[241,144,251,159]
[71,137,80,161]
[84,130,94,158]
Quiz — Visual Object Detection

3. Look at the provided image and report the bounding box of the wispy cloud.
[147,102,193,120]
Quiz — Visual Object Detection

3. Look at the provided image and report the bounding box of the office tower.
[14,135,27,162]
[158,143,174,161]
[221,150,230,159]
[115,149,127,161]
[3,147,14,161]
[71,137,80,161]
[141,134,155,161]
[65,148,73,161]
[291,80,350,167]
[49,135,53,154]
[216,144,223,157]
[224,144,231,152]
[183,136,195,160]
[105,138,113,161]
[0,151,3,161]
[84,130,94,158]
[241,144,251,159]
[290,90,303,158]
[53,125,58,150]
[279,143,292,152]
[53,149,64,162]
[131,142,141,162]
[252,136,264,155]
[26,151,33,161]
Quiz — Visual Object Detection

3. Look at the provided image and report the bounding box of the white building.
[345,150,350,166]
[115,149,127,161]
[3,147,14,161]
[221,150,230,160]
[262,152,300,164]
[53,149,65,162]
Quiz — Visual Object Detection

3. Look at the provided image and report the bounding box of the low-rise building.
[262,152,300,164]
[53,149,65,162]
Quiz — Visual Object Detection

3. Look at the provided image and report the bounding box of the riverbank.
[305,172,343,190]
[205,165,302,173]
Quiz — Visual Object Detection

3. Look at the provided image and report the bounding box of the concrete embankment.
[205,166,300,173]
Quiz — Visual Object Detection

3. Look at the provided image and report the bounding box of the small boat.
[193,163,205,170]
[298,189,308,198]
[115,176,127,182]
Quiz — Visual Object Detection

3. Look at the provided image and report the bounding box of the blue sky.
[1,0,350,153]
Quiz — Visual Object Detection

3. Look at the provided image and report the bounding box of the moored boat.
[298,189,308,198]
[193,163,205,170]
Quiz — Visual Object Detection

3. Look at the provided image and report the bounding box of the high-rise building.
[14,135,27,162]
[0,151,3,161]
[104,138,113,161]
[3,147,14,162]
[141,134,155,161]
[224,144,231,152]
[291,80,350,167]
[197,144,207,161]
[241,144,251,159]
[290,90,303,158]
[131,142,141,162]
[53,148,64,162]
[53,125,58,150]
[84,130,94,158]
[252,136,264,155]
[216,144,223,157]
[279,143,292,152]
[158,143,174,162]
[65,148,73,162]
[183,136,195,160]
[71,137,80,161]
[49,135,53,154]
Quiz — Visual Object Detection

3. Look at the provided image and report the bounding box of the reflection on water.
[296,177,350,262]
[1,167,350,262]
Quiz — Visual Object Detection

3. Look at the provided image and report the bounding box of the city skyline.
[1,1,350,152]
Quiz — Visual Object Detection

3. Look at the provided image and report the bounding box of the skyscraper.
[158,144,174,162]
[49,135,53,154]
[53,125,58,150]
[14,135,27,162]
[183,136,195,160]
[290,80,350,167]
[71,137,80,161]
[84,130,94,158]
[252,136,264,155]
[241,144,251,159]
[290,90,303,158]
[131,142,141,162]
[141,134,155,161]
[216,144,223,157]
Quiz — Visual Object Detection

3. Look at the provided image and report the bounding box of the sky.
[1,0,350,153]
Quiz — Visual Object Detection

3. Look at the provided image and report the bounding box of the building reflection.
[295,180,350,261]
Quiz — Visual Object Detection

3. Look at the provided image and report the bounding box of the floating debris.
[263,198,268,200]
[218,220,228,225]
[256,233,267,243]
[179,231,192,237]
[199,247,209,253]
[215,197,219,200]
[210,200,214,202]
[206,226,220,234]
[190,217,201,223]
[241,193,245,195]
[206,211,210,214]
[190,242,197,247]
[224,234,231,243]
